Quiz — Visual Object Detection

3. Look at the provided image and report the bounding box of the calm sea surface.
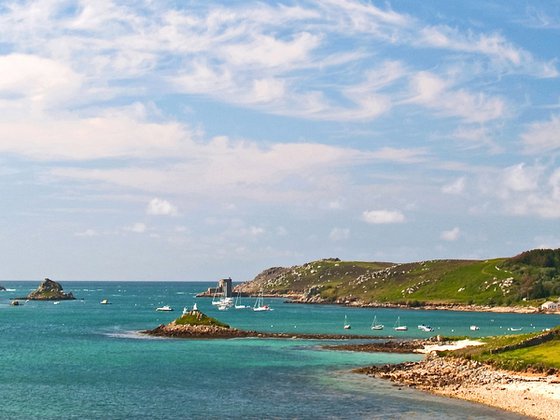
[2,281,557,419]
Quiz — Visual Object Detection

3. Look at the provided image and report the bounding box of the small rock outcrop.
[27,278,75,300]
[144,308,377,340]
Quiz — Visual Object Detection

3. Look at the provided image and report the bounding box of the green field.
[448,327,560,372]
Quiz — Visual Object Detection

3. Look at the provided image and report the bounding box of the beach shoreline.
[355,352,560,420]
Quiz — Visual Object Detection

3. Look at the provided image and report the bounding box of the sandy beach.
[357,344,560,420]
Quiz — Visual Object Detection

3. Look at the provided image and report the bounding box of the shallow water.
[2,281,552,419]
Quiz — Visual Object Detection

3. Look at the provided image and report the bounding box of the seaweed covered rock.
[27,278,75,300]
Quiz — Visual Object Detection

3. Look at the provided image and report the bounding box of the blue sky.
[0,0,559,281]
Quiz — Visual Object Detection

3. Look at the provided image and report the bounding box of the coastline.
[356,354,560,420]
[198,292,543,314]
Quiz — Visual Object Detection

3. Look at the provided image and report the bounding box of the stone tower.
[218,277,232,297]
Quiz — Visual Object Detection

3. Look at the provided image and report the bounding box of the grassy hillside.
[235,249,560,307]
[448,327,560,372]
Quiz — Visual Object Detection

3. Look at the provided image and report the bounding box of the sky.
[0,0,559,281]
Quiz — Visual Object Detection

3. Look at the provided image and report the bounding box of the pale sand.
[432,373,560,420]
[417,339,484,354]
[421,340,560,419]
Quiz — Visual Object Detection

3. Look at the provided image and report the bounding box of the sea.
[2,281,557,419]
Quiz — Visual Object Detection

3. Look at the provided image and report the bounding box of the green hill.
[235,249,560,307]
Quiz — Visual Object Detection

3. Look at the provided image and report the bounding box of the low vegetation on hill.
[447,327,560,373]
[235,249,560,307]
[174,311,229,328]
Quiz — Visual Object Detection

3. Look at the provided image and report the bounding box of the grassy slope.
[448,327,560,372]
[174,312,229,328]
[239,249,560,307]
[241,258,531,305]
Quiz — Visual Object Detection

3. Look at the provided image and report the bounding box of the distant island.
[233,248,560,312]
[26,278,75,301]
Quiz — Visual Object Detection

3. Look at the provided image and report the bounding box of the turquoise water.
[2,281,555,419]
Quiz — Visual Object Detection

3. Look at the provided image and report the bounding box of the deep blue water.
[2,281,556,419]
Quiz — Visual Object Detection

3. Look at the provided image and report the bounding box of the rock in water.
[27,278,75,300]
[0,285,5,291]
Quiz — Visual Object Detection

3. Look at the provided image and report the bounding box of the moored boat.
[371,315,384,330]
[253,291,271,311]
[156,305,173,312]
[394,316,408,331]
[343,315,351,330]
[417,324,434,332]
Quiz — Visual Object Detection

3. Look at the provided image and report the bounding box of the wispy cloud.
[440,227,461,241]
[406,72,506,123]
[362,209,406,224]
[329,227,350,241]
[520,114,560,154]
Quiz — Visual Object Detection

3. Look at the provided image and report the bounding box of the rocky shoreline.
[356,355,560,420]
[321,338,430,353]
[197,292,541,314]
[285,296,540,314]
[144,322,384,341]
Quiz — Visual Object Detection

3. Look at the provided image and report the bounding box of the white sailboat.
[211,288,221,306]
[393,316,408,331]
[343,315,351,330]
[370,315,384,330]
[234,292,248,309]
[253,291,271,312]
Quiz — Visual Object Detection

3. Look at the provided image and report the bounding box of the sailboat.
[211,288,221,306]
[343,315,351,330]
[253,291,271,312]
[234,292,248,309]
[370,315,384,330]
[393,316,408,331]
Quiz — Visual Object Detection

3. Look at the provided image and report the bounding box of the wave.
[4,288,16,292]
[103,330,166,340]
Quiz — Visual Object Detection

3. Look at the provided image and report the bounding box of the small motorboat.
[156,305,173,312]
[100,299,109,305]
[343,315,351,330]
[470,325,479,331]
[417,324,434,332]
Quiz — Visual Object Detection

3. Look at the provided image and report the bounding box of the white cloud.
[451,126,503,152]
[486,162,560,219]
[75,229,99,237]
[329,227,350,241]
[418,25,558,78]
[362,209,406,224]
[521,114,560,154]
[502,163,541,192]
[249,226,265,236]
[440,227,461,241]
[0,54,82,112]
[126,223,147,233]
[147,198,178,216]
[442,177,466,195]
[0,107,187,161]
[407,72,506,123]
